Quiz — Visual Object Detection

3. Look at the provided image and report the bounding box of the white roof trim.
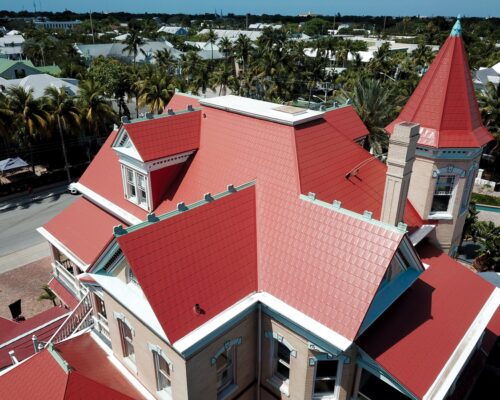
[89,331,156,400]
[0,311,70,348]
[36,227,89,271]
[423,287,500,400]
[73,182,143,225]
[200,95,324,126]
[173,291,352,354]
[409,224,435,246]
[84,273,168,343]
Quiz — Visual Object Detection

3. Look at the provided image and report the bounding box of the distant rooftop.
[200,95,324,126]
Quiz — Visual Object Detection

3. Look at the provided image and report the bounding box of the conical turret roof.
[386,17,493,148]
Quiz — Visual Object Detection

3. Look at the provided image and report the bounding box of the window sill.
[217,383,238,400]
[427,212,453,220]
[267,376,289,397]
[156,389,172,400]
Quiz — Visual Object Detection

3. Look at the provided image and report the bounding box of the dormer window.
[122,165,150,210]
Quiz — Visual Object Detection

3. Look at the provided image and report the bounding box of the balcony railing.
[46,292,93,345]
[52,260,88,299]
[95,313,110,342]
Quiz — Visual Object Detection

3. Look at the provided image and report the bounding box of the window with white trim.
[118,318,135,363]
[313,359,339,399]
[122,165,149,209]
[216,347,236,397]
[431,175,455,213]
[153,350,172,395]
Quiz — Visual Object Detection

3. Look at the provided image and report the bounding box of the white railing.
[52,261,88,299]
[95,313,110,341]
[46,292,93,346]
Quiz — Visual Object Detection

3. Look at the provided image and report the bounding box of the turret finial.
[450,15,462,37]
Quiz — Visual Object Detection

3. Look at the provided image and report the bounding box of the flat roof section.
[200,95,324,126]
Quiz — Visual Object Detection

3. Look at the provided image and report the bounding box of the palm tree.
[411,43,435,72]
[218,37,233,60]
[77,79,116,137]
[155,48,177,73]
[0,94,13,139]
[207,28,218,62]
[6,87,49,173]
[137,73,176,114]
[210,63,234,96]
[478,83,500,155]
[43,87,80,183]
[473,221,500,272]
[340,78,391,155]
[123,28,145,67]
[234,34,252,76]
[38,284,58,306]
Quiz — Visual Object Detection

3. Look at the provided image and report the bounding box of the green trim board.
[47,343,71,373]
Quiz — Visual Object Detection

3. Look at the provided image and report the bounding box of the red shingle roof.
[163,93,201,112]
[123,110,201,162]
[323,105,369,141]
[0,333,144,400]
[386,29,493,148]
[117,185,258,343]
[0,307,68,369]
[294,120,424,232]
[119,106,404,343]
[357,243,496,399]
[48,278,79,309]
[43,198,125,267]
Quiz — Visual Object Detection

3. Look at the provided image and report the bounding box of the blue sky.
[0,0,498,17]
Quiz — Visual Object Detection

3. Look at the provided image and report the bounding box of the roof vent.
[177,202,188,211]
[167,108,175,115]
[332,200,342,209]
[121,116,129,124]
[273,105,307,116]
[193,303,205,315]
[227,184,236,193]
[363,210,373,220]
[187,104,194,111]
[307,192,316,201]
[145,112,154,119]
[204,193,214,202]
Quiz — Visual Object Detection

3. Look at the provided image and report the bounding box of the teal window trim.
[210,337,242,366]
[356,352,417,400]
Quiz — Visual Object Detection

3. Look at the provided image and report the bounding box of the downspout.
[257,302,262,400]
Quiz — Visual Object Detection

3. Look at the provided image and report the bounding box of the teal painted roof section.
[450,15,462,37]
[38,64,62,76]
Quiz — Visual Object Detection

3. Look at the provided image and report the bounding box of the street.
[0,192,79,273]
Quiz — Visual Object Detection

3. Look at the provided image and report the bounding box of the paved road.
[0,192,79,260]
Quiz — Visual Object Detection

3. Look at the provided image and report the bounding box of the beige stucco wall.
[103,291,189,399]
[409,155,478,252]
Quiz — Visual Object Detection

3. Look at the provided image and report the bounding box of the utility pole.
[383,16,387,36]
[89,11,95,44]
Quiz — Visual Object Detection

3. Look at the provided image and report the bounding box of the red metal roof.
[323,105,369,141]
[386,29,493,148]
[117,186,258,343]
[294,120,424,232]
[357,243,495,399]
[0,307,68,369]
[43,198,125,267]
[120,106,404,343]
[48,278,79,309]
[123,110,201,162]
[164,93,201,112]
[0,333,142,399]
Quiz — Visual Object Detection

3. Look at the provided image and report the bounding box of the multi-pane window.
[274,340,291,381]
[431,175,455,213]
[153,351,172,394]
[118,319,135,363]
[216,347,235,396]
[123,166,149,209]
[313,360,339,399]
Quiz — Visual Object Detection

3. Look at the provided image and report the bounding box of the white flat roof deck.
[200,95,325,126]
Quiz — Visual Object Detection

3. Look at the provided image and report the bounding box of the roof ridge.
[437,36,458,139]
[114,180,257,237]
[300,192,407,235]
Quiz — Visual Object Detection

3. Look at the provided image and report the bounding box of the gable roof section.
[164,92,201,112]
[357,243,497,399]
[117,184,258,343]
[0,333,143,399]
[121,110,201,162]
[41,198,124,268]
[323,105,369,141]
[385,19,493,149]
[294,120,424,232]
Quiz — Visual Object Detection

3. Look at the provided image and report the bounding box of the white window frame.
[122,165,150,210]
[265,332,297,397]
[429,174,457,219]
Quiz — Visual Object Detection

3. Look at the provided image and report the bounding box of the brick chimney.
[381,122,420,226]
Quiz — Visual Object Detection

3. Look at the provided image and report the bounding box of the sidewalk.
[0,182,69,212]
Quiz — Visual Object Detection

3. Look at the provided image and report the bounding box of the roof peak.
[450,15,462,37]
